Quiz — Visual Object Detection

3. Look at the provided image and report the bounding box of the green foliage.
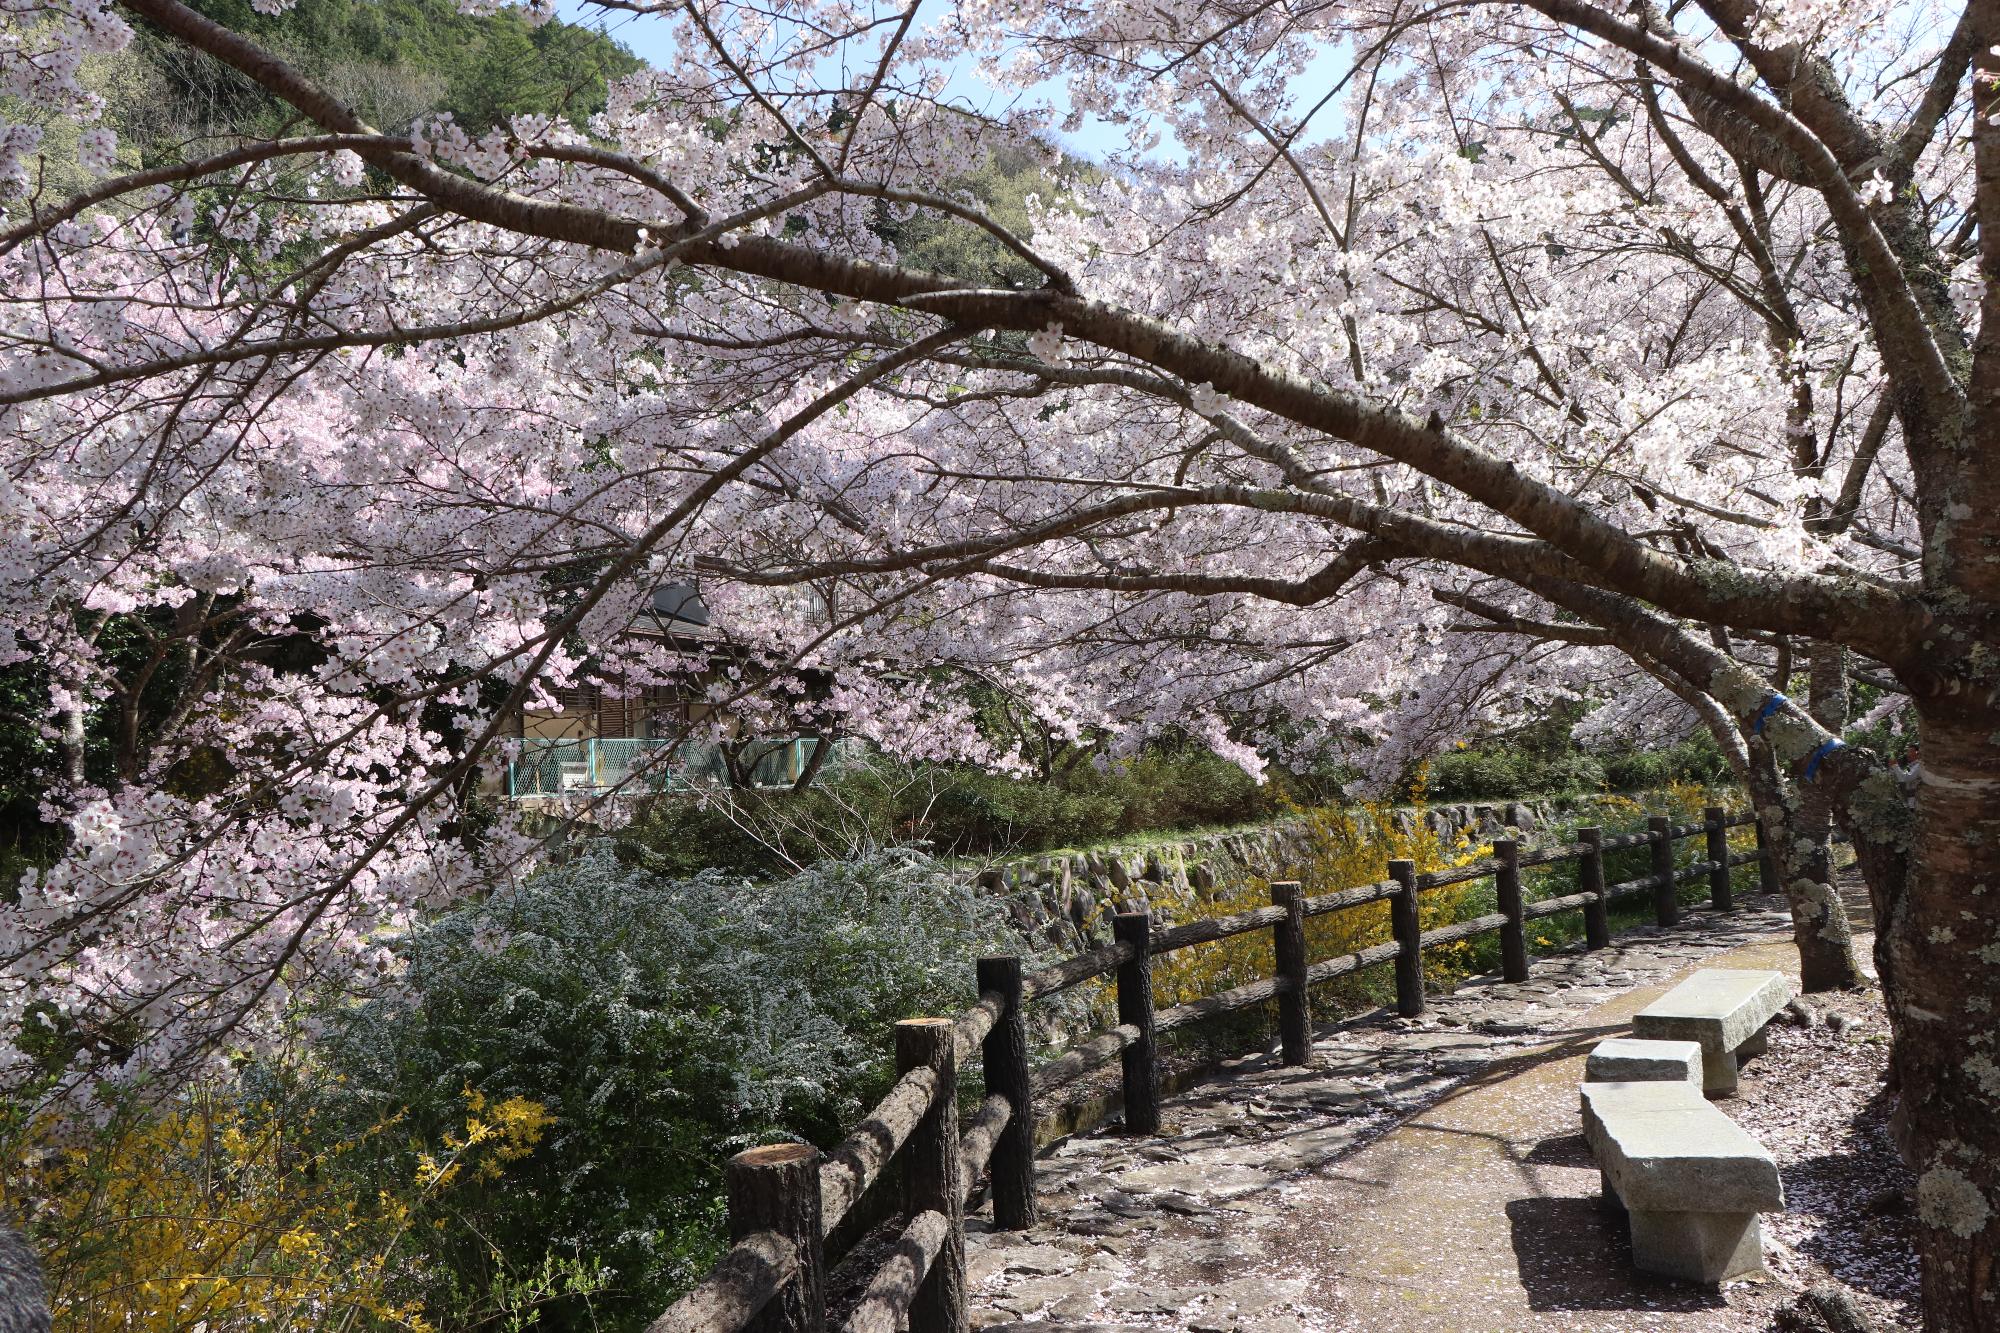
[1844,675,1915,762]
[0,660,61,895]
[922,743,1271,854]
[41,0,642,177]
[1417,706,1730,803]
[310,845,1033,1331]
[1422,745,1611,801]
[620,740,1279,872]
[882,142,1097,288]
[1600,734,1732,791]
[1422,747,1540,801]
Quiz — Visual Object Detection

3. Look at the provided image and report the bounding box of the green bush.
[618,739,1278,867]
[1423,747,1537,801]
[924,775,1126,854]
[619,791,793,878]
[1603,735,1730,790]
[1541,750,1608,794]
[309,845,1034,1332]
[1421,735,1714,803]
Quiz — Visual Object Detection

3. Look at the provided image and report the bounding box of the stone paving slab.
[966,897,1796,1333]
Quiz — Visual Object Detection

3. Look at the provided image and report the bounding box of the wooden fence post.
[1270,880,1310,1065]
[896,1019,965,1333]
[1704,806,1733,912]
[975,957,1036,1231]
[1493,839,1528,983]
[1755,811,1782,896]
[727,1143,825,1333]
[1650,815,1678,927]
[1579,826,1610,951]
[1388,859,1425,1017]
[1112,912,1160,1134]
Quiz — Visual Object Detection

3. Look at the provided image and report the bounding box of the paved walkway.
[966,896,1815,1333]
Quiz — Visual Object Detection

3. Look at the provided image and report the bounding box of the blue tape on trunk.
[1752,693,1789,735]
[1805,738,1845,783]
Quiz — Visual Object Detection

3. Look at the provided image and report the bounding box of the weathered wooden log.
[841,1211,950,1333]
[1304,940,1401,987]
[1420,912,1509,948]
[1020,939,1134,1001]
[1494,839,1528,983]
[642,1231,799,1333]
[1389,859,1425,1017]
[1772,1282,1880,1333]
[950,989,1005,1064]
[896,1019,965,1333]
[817,1066,938,1239]
[726,1144,824,1333]
[1605,871,1672,900]
[1417,857,1501,890]
[956,1094,1011,1192]
[1271,880,1310,1065]
[1029,1023,1141,1095]
[1113,912,1160,1134]
[1578,826,1611,951]
[1519,841,1587,868]
[1704,806,1734,912]
[975,956,1035,1230]
[1150,903,1288,954]
[1152,974,1289,1035]
[1650,815,1679,927]
[1303,879,1397,915]
[1523,889,1599,920]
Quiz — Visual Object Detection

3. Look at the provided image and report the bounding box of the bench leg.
[1599,1169,1626,1215]
[1737,1024,1769,1060]
[1627,1210,1765,1284]
[1700,1048,1740,1096]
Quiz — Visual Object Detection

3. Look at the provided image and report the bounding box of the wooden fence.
[645,806,1773,1333]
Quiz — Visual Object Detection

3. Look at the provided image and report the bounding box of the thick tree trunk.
[1886,713,2000,1331]
[1746,733,1866,992]
[1659,645,1865,990]
[1901,25,2000,1325]
[1787,649,1867,991]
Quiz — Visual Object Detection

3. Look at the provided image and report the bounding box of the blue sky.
[556,0,1137,160]
[556,2,1352,165]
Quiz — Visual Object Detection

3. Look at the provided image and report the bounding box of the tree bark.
[1777,649,1868,992]
[1746,730,1866,993]
[1651,643,1866,991]
[1888,712,2000,1330]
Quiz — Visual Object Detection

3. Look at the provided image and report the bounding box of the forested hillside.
[7,0,640,194]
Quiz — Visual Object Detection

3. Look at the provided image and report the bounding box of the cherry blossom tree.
[0,0,1993,1320]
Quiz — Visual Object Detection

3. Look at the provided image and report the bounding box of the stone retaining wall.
[971,791,1698,954]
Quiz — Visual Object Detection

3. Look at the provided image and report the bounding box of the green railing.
[505,737,821,796]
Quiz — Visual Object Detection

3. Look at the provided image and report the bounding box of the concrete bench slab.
[1632,968,1794,1094]
[1586,1038,1703,1088]
[1580,1080,1783,1283]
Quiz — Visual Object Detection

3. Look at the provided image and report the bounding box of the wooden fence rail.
[654,805,1760,1333]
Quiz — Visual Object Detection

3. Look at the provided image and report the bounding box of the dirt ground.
[1268,938,1915,1331]
[962,875,1915,1333]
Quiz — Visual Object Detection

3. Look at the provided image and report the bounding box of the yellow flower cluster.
[10,1083,552,1332]
[1146,771,1490,1009]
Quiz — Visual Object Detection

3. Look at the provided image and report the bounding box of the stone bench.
[1586,1037,1703,1088]
[1632,968,1793,1095]
[1581,1080,1784,1283]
